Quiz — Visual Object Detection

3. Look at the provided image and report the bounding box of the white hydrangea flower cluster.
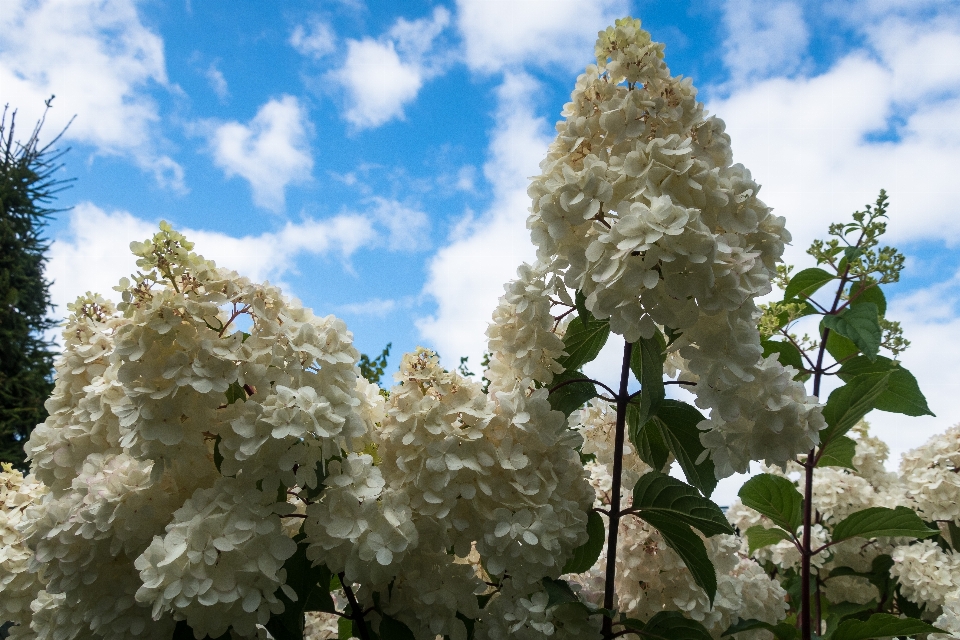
[932,590,960,640]
[0,464,47,629]
[524,17,822,477]
[474,578,602,640]
[900,424,960,525]
[890,540,960,610]
[485,262,568,393]
[0,224,381,638]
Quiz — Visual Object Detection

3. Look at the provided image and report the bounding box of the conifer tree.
[0,102,70,468]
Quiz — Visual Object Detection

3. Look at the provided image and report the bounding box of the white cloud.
[328,7,451,129]
[47,203,379,326]
[205,62,229,100]
[208,95,314,212]
[455,0,627,73]
[721,0,809,84]
[367,197,430,251]
[708,16,960,267]
[338,297,406,317]
[0,0,184,190]
[290,17,337,59]
[417,73,553,367]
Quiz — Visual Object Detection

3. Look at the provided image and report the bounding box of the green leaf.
[557,315,610,372]
[547,369,597,417]
[541,577,578,608]
[379,615,416,640]
[823,303,881,361]
[646,400,717,497]
[631,473,732,604]
[820,372,892,443]
[744,525,792,554]
[825,329,860,362]
[213,435,225,474]
[948,521,960,551]
[738,474,803,534]
[761,339,808,379]
[268,539,335,640]
[225,380,246,404]
[561,510,605,574]
[338,617,353,640]
[831,613,943,640]
[722,618,798,640]
[575,289,590,324]
[784,267,835,301]
[626,611,714,640]
[849,281,887,317]
[817,435,857,470]
[629,403,670,472]
[836,355,936,419]
[629,332,666,427]
[631,472,733,537]
[836,355,897,381]
[639,510,719,604]
[173,622,232,640]
[832,506,940,543]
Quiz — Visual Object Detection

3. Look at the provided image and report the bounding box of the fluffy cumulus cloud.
[290,16,337,59]
[328,7,451,129]
[208,95,314,212]
[720,0,809,84]
[417,73,552,367]
[711,6,960,264]
[0,0,184,190]
[455,0,628,73]
[47,194,431,328]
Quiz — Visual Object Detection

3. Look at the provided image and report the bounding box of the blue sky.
[2,0,959,502]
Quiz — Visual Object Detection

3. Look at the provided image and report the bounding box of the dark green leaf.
[823,303,881,361]
[541,577,578,609]
[838,358,933,416]
[213,435,225,474]
[338,617,352,640]
[738,474,803,534]
[629,611,713,640]
[173,621,232,640]
[629,403,670,473]
[848,282,886,317]
[820,372,892,443]
[547,369,597,417]
[761,339,808,379]
[722,618,798,640]
[647,400,717,497]
[639,510,719,604]
[744,525,792,554]
[825,329,860,362]
[630,473,731,604]
[632,472,733,537]
[629,332,666,427]
[225,380,246,404]
[831,613,943,640]
[832,506,940,543]
[561,510,605,574]
[379,615,416,640]
[836,355,897,382]
[557,315,609,372]
[876,368,934,417]
[949,521,960,552]
[817,435,857,470]
[268,539,335,640]
[575,289,590,323]
[784,267,836,301]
